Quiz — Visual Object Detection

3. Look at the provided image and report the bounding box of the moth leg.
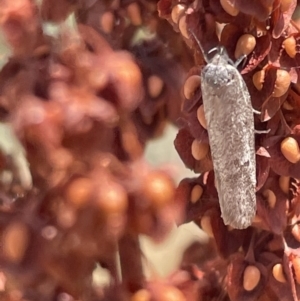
[254,108,270,134]
[234,54,247,68]
[255,129,271,134]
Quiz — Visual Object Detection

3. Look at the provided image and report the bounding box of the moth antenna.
[189,29,211,63]
[253,109,261,115]
[208,47,218,55]
[255,129,270,134]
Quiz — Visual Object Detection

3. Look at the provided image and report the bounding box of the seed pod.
[279,176,290,194]
[263,189,276,208]
[147,75,164,98]
[100,11,115,34]
[126,3,142,26]
[280,137,300,163]
[183,75,201,100]
[273,70,290,97]
[234,34,256,59]
[197,105,207,129]
[65,177,93,208]
[178,15,188,39]
[200,215,214,237]
[272,263,286,283]
[253,70,265,91]
[190,185,203,203]
[220,0,239,16]
[143,171,175,209]
[51,148,73,170]
[154,285,186,301]
[243,265,261,291]
[3,222,29,263]
[191,140,209,160]
[131,289,151,301]
[171,4,186,24]
[96,181,128,215]
[283,36,297,58]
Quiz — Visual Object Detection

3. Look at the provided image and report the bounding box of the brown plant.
[0,0,300,301]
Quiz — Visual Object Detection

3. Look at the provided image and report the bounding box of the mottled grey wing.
[201,66,256,229]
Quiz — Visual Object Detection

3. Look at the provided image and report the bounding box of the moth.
[192,34,257,229]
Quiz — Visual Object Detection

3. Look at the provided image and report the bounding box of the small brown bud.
[283,36,296,58]
[273,70,290,97]
[234,34,256,59]
[183,75,201,100]
[143,171,175,209]
[243,265,261,291]
[178,15,188,39]
[197,105,207,129]
[252,70,265,91]
[51,148,73,170]
[279,176,290,194]
[263,189,276,208]
[272,263,286,283]
[156,285,186,301]
[191,140,209,161]
[131,289,151,301]
[220,0,239,16]
[126,3,142,26]
[57,203,77,228]
[97,181,128,214]
[200,216,214,237]
[147,75,164,98]
[3,222,29,263]
[171,4,186,24]
[190,185,203,203]
[100,11,115,34]
[280,137,300,163]
[65,178,93,208]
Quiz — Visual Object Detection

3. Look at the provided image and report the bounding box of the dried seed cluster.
[0,0,191,300]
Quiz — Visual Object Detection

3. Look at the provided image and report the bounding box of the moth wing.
[202,66,256,229]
